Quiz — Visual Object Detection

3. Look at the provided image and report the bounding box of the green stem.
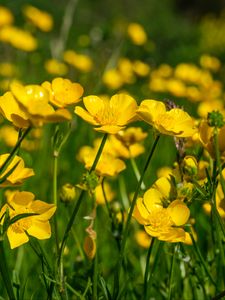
[53,154,60,255]
[93,216,98,300]
[143,238,155,300]
[168,244,177,300]
[0,240,16,300]
[190,232,216,286]
[57,133,108,292]
[130,157,146,190]
[0,127,31,175]
[113,134,160,299]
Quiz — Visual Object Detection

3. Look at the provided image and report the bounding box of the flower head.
[0,191,56,248]
[42,77,84,108]
[133,177,190,243]
[0,154,34,187]
[3,81,72,127]
[127,22,147,45]
[23,5,53,32]
[137,99,196,137]
[75,94,138,134]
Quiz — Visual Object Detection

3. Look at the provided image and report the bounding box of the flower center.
[147,208,172,230]
[94,104,118,125]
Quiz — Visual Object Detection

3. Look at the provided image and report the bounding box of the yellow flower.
[42,77,84,108]
[133,188,190,243]
[107,127,147,159]
[9,81,72,126]
[132,60,150,77]
[84,152,126,177]
[0,26,37,51]
[102,69,124,90]
[95,182,115,205]
[0,191,56,249]
[127,22,147,45]
[63,50,93,72]
[0,6,14,27]
[0,154,34,186]
[44,59,68,76]
[135,230,152,248]
[198,120,225,158]
[60,183,76,203]
[0,91,30,128]
[75,94,138,134]
[137,99,196,137]
[200,54,221,72]
[23,5,53,32]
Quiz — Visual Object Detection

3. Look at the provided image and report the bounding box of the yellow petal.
[133,197,149,224]
[83,95,105,116]
[143,188,163,212]
[7,226,29,249]
[110,94,137,125]
[152,176,172,199]
[137,99,166,124]
[30,200,56,220]
[27,220,51,239]
[167,200,190,226]
[75,106,99,125]
[94,124,124,134]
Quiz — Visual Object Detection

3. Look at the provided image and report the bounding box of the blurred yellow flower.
[0,154,34,187]
[63,50,93,72]
[42,77,84,108]
[75,94,138,134]
[0,62,17,77]
[135,230,152,248]
[9,81,72,126]
[0,6,14,27]
[127,22,147,45]
[44,59,68,76]
[137,99,196,137]
[102,69,124,90]
[0,26,37,51]
[95,182,115,205]
[132,60,150,77]
[0,191,56,249]
[200,54,221,72]
[23,5,53,32]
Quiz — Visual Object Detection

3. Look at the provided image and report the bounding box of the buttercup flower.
[0,6,14,27]
[75,94,138,134]
[0,154,34,186]
[44,59,68,76]
[137,99,196,137]
[9,81,72,126]
[0,26,37,51]
[133,176,190,243]
[42,77,84,108]
[23,5,53,32]
[0,91,30,128]
[63,50,93,72]
[127,22,147,45]
[0,191,56,249]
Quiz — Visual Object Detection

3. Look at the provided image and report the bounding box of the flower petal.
[167,200,190,226]
[7,226,29,249]
[27,220,51,239]
[83,95,105,116]
[75,106,99,125]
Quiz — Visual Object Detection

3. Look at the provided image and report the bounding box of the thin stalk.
[113,134,160,299]
[130,157,146,190]
[190,233,216,286]
[143,238,155,300]
[57,133,108,293]
[168,244,177,300]
[0,240,16,300]
[93,219,98,300]
[0,127,31,175]
[53,154,60,254]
